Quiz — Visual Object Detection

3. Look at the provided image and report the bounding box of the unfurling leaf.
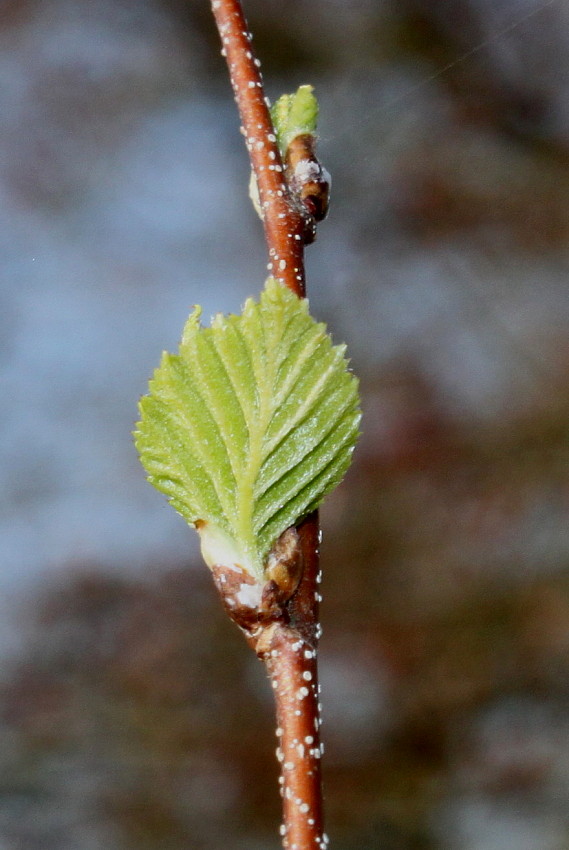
[135,278,360,581]
[249,85,323,221]
[270,85,319,156]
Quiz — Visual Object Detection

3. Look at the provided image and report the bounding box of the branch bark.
[210,0,306,296]
[210,2,327,848]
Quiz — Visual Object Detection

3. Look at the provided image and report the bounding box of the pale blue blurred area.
[0,96,258,591]
[0,5,266,613]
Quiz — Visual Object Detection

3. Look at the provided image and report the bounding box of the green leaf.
[249,85,319,219]
[271,85,319,155]
[135,278,360,581]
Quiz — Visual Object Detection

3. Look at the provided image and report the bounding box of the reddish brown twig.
[210,0,306,296]
[266,515,326,850]
[210,2,326,848]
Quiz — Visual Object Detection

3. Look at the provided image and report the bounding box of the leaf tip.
[180,304,202,347]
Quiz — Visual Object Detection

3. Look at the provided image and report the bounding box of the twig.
[211,0,306,296]
[210,2,327,848]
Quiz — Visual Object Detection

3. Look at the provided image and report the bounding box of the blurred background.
[1,0,569,847]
